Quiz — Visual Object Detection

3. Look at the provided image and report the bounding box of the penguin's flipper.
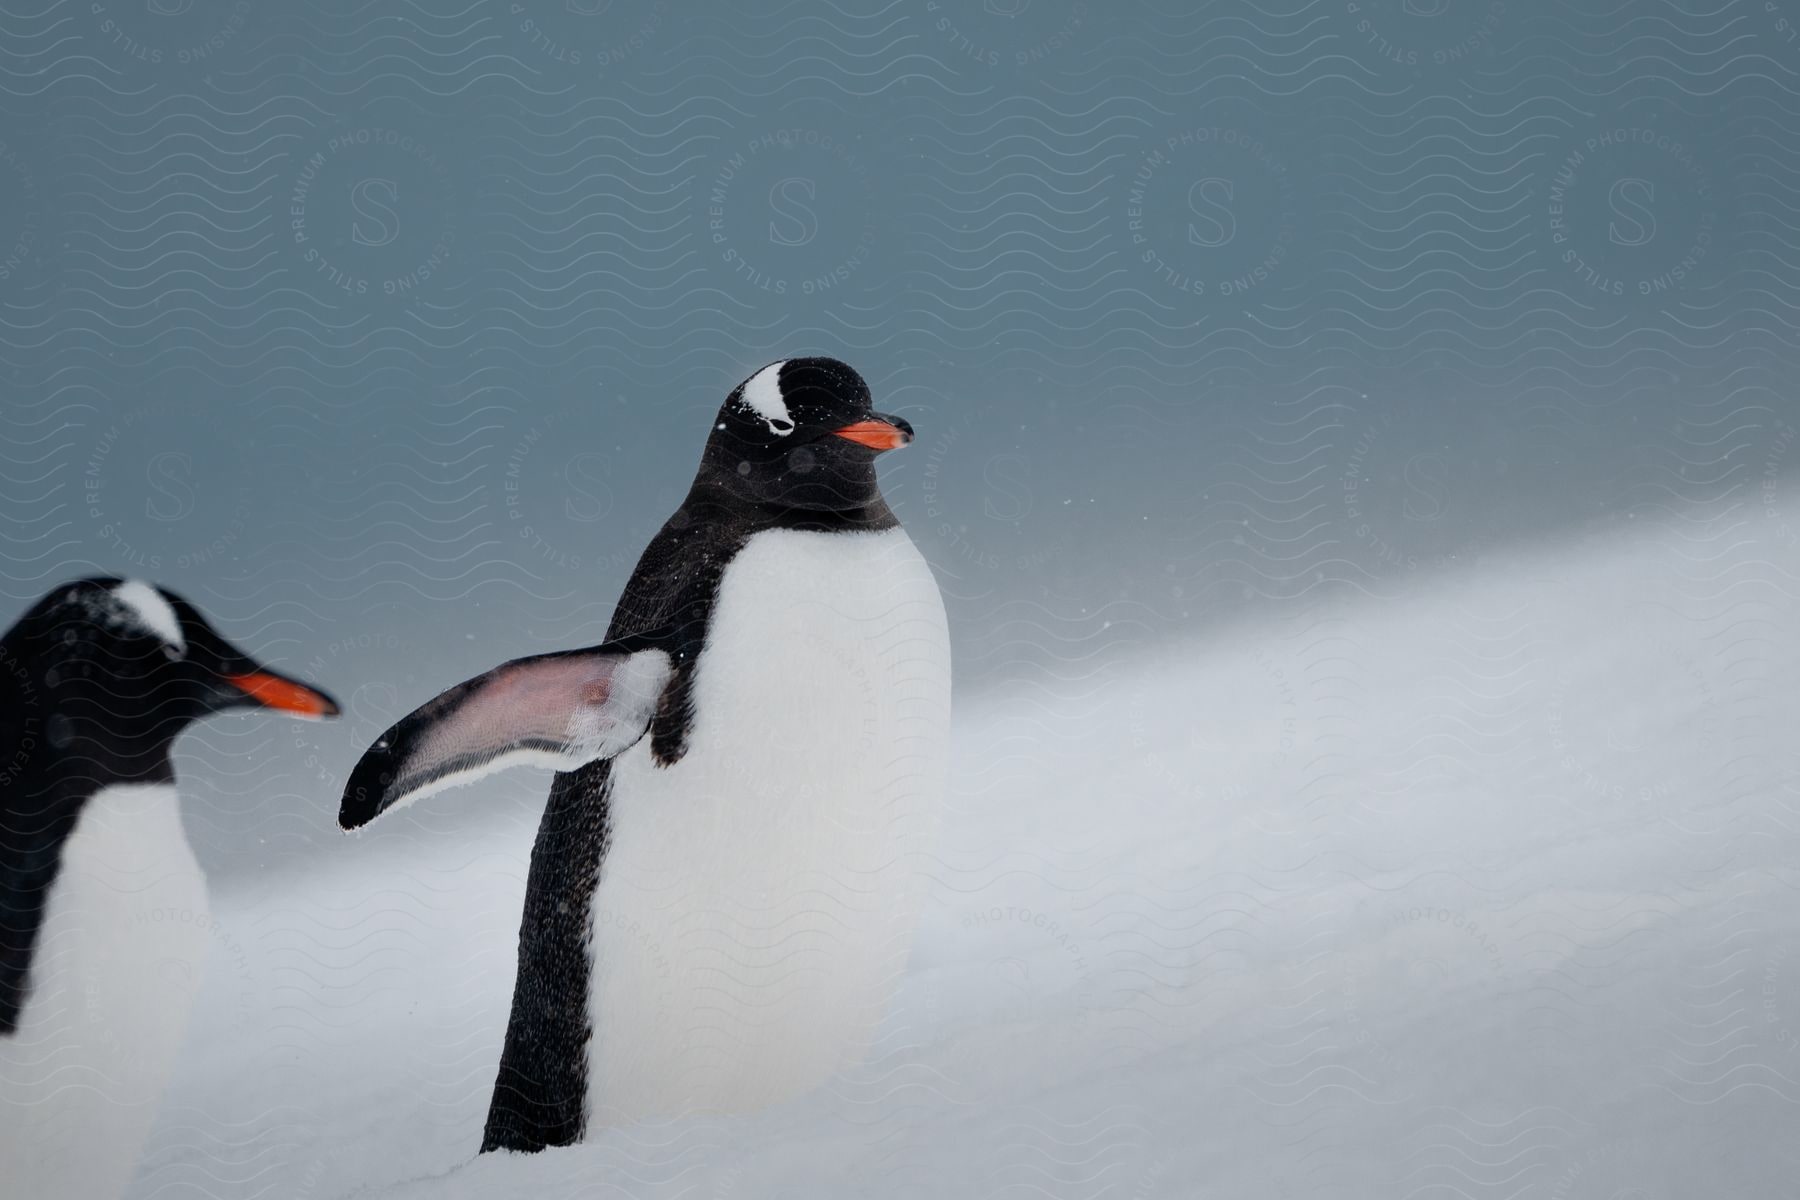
[338,644,672,830]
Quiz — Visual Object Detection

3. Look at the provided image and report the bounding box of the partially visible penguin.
[0,579,338,1200]
[340,357,952,1152]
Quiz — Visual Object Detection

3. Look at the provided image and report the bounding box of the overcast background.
[3,2,1800,1195]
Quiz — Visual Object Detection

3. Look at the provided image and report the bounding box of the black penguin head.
[4,578,339,782]
[699,357,913,514]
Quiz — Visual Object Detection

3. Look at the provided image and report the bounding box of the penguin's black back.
[0,650,59,1035]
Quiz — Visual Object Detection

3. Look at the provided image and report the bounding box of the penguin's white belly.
[585,526,951,1127]
[0,783,209,1200]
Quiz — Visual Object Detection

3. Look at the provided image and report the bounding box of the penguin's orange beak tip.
[831,417,913,452]
[223,672,341,720]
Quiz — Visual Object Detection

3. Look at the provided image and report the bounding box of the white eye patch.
[738,361,795,436]
[110,580,186,653]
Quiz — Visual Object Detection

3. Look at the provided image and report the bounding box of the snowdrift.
[133,515,1800,1198]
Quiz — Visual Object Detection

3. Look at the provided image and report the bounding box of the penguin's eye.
[768,418,794,435]
[162,643,185,662]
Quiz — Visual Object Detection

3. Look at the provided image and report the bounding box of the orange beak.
[831,417,913,452]
[223,671,340,719]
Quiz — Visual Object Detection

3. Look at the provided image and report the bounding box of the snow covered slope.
[131,513,1800,1198]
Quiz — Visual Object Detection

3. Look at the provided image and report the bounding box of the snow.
[128,515,1800,1198]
